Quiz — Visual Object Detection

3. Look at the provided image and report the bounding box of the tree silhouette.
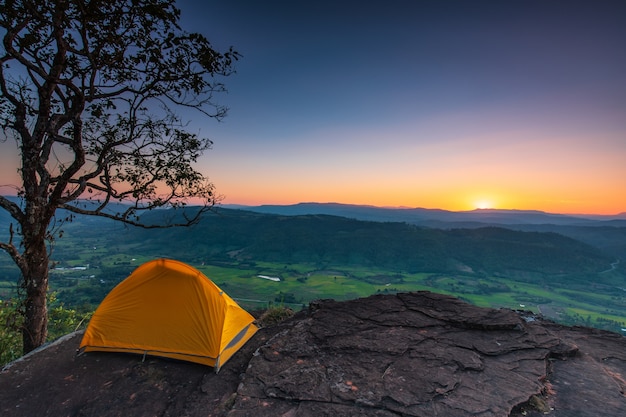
[0,0,238,353]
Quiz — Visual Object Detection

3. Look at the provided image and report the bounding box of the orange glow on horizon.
[206,163,623,215]
[1,148,624,216]
[215,188,624,216]
[1,182,623,215]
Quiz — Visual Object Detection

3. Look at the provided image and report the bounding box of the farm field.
[9,257,619,334]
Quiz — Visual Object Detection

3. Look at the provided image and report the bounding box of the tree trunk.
[21,237,50,354]
[22,277,49,353]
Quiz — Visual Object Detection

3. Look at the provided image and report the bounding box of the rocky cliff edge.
[1,291,625,417]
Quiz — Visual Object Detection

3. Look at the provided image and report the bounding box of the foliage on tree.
[0,0,238,353]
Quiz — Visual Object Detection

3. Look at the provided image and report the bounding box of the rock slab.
[229,292,626,417]
[1,291,625,416]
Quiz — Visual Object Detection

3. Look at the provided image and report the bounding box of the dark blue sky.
[2,0,624,213]
[160,1,626,213]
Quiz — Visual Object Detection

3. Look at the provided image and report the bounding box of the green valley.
[1,207,625,334]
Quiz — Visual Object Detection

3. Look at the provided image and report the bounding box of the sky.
[1,0,625,214]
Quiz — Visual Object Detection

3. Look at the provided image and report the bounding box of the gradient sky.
[1,0,625,214]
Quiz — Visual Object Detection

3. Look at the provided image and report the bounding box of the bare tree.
[0,0,239,353]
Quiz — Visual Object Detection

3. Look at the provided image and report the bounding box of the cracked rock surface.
[1,291,625,417]
[229,292,626,417]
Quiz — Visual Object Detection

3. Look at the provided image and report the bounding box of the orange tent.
[79,258,258,371]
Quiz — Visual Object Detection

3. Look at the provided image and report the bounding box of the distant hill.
[2,198,624,281]
[2,200,625,336]
[223,203,626,259]
[125,207,617,282]
[224,202,626,225]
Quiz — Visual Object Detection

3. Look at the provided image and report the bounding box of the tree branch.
[59,201,214,228]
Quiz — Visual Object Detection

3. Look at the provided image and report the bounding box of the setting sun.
[474,200,494,210]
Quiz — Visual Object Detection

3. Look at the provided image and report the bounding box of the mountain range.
[224,202,626,225]
[221,202,626,259]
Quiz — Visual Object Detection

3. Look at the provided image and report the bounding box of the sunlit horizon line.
[0,191,623,217]
[217,199,625,217]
